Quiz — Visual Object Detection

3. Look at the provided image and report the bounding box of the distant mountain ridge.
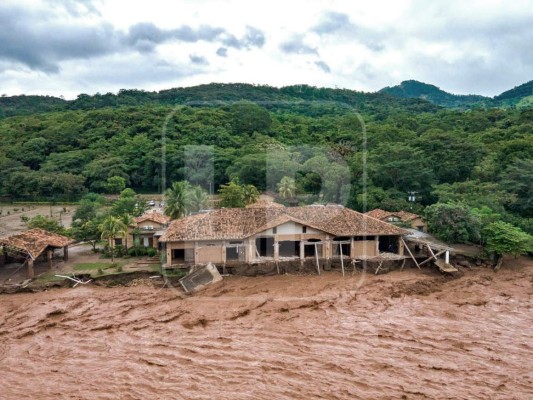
[1,79,532,118]
[379,79,533,109]
[0,83,438,118]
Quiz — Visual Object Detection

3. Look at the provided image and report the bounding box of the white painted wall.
[259,221,321,235]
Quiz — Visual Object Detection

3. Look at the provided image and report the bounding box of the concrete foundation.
[168,257,409,277]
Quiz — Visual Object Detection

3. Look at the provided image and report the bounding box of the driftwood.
[54,275,92,287]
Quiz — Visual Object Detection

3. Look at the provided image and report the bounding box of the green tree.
[99,216,127,262]
[500,159,533,217]
[119,214,134,251]
[72,219,101,251]
[106,176,126,194]
[242,184,260,205]
[278,176,297,199]
[432,180,516,213]
[111,188,146,217]
[424,202,481,244]
[165,181,190,219]
[218,181,245,208]
[188,185,209,213]
[483,221,533,269]
[230,102,272,135]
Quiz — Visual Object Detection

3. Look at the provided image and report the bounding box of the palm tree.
[278,176,297,199]
[188,185,208,213]
[165,181,190,219]
[242,184,260,205]
[100,216,128,263]
[119,214,134,251]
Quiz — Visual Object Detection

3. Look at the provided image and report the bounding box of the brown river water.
[1,259,532,399]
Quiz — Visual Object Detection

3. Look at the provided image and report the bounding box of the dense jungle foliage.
[1,83,532,239]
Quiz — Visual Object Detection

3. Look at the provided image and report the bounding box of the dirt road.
[0,258,532,399]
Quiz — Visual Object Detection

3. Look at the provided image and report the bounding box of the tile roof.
[0,228,73,260]
[134,211,171,226]
[365,209,421,222]
[160,205,407,242]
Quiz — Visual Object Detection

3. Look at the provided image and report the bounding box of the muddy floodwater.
[1,259,532,399]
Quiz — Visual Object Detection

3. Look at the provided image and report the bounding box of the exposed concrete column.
[63,246,69,261]
[47,249,53,270]
[273,240,279,261]
[299,241,304,260]
[445,250,450,264]
[350,237,355,258]
[194,241,198,264]
[27,259,34,279]
[247,239,253,262]
[375,236,380,256]
[222,241,226,264]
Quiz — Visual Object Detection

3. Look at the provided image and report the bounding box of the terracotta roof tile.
[160,205,407,242]
[134,211,171,226]
[0,228,73,260]
[365,209,421,222]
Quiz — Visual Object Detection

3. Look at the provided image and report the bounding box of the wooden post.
[339,242,345,277]
[28,259,34,279]
[418,249,446,267]
[314,243,320,275]
[47,249,53,270]
[398,236,404,256]
[63,245,69,261]
[401,238,420,269]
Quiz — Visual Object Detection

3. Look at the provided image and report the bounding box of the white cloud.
[0,0,532,98]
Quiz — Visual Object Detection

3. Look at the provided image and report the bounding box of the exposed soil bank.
[0,257,532,399]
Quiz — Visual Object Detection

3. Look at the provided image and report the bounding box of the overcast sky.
[1,0,532,99]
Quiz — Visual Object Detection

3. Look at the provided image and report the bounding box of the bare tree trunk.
[494,254,503,271]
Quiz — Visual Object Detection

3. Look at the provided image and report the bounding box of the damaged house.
[365,209,427,232]
[159,203,408,270]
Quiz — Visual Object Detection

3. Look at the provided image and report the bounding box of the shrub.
[146,248,157,257]
[128,246,147,257]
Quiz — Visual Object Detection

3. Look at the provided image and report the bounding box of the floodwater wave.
[1,259,532,399]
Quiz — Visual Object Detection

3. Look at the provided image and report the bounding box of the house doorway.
[378,236,398,253]
[256,237,274,257]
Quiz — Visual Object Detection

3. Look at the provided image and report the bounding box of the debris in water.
[179,263,222,293]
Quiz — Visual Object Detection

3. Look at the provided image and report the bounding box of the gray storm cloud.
[0,3,265,72]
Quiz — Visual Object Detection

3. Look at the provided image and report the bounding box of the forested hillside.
[0,83,437,119]
[1,84,532,236]
[379,80,489,108]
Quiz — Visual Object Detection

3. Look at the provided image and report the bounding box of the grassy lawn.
[73,262,125,271]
